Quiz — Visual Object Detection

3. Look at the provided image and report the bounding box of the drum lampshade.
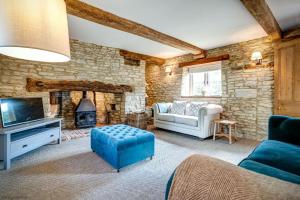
[0,0,70,62]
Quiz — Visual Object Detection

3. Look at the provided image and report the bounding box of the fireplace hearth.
[75,91,96,128]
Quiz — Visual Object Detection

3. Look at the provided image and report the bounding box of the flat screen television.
[0,98,45,127]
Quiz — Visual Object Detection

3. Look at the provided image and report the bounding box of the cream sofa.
[153,102,223,139]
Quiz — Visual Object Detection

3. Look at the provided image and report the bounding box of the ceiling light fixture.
[0,0,70,62]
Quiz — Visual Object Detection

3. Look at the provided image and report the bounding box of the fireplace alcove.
[27,78,133,129]
[49,90,126,129]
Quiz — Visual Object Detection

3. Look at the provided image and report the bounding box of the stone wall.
[146,36,274,140]
[0,39,146,127]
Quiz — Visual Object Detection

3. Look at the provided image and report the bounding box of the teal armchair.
[239,115,300,184]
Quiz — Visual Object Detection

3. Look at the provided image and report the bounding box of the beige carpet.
[0,129,258,200]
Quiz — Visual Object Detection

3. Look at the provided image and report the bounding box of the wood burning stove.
[75,91,96,128]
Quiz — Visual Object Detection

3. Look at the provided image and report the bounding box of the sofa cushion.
[157,103,171,113]
[268,116,300,146]
[174,115,198,127]
[170,101,187,115]
[247,140,300,176]
[157,113,175,122]
[186,102,208,117]
[239,159,300,185]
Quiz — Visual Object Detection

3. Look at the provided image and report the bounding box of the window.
[181,61,222,97]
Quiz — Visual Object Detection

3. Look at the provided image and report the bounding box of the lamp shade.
[251,51,262,61]
[0,0,70,62]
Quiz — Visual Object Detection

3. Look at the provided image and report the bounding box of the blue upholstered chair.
[239,115,300,184]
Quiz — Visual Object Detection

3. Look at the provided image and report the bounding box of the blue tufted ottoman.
[91,124,155,172]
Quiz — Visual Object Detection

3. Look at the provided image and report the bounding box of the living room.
[0,0,299,199]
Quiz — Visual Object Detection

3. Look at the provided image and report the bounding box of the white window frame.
[183,61,222,97]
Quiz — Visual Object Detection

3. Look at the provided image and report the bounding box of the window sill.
[181,96,222,98]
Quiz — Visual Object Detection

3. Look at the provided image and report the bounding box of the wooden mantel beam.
[65,0,205,55]
[241,0,282,40]
[179,54,229,68]
[26,78,133,94]
[119,50,165,65]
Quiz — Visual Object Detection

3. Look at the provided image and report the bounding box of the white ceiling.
[68,0,299,58]
[266,0,300,31]
[68,15,186,58]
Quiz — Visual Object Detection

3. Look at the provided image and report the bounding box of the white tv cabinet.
[0,118,62,170]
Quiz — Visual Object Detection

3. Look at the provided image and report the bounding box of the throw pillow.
[157,103,170,113]
[186,102,208,117]
[170,101,187,115]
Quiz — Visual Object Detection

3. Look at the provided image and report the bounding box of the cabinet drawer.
[10,128,60,158]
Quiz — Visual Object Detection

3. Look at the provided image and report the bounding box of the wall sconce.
[251,51,262,65]
[165,66,172,75]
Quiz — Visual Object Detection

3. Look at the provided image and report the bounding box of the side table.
[213,120,237,144]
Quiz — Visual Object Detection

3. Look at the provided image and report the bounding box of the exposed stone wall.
[0,39,146,128]
[146,36,274,140]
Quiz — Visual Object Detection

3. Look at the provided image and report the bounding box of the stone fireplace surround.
[50,91,125,129]
[27,77,139,129]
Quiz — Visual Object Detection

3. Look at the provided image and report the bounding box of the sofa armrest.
[197,104,222,135]
[199,104,223,116]
[268,115,300,145]
[153,104,159,120]
[167,155,300,200]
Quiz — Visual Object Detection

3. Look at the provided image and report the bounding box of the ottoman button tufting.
[91,125,155,171]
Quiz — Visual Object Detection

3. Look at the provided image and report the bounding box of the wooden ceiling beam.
[65,0,205,55]
[119,50,165,65]
[240,0,282,40]
[179,54,229,68]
